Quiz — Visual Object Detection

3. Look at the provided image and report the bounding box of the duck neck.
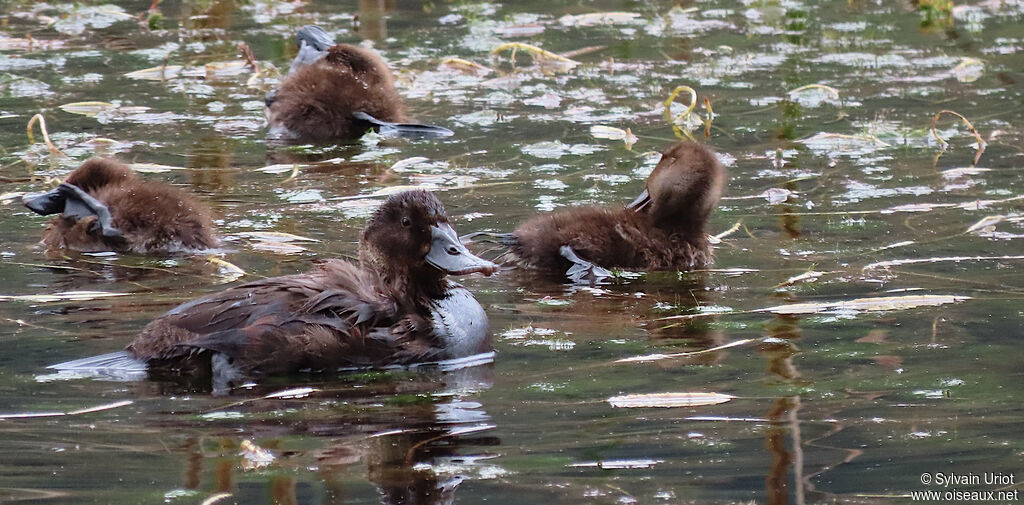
[379,264,448,308]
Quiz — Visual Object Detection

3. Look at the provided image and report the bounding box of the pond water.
[1,0,1023,503]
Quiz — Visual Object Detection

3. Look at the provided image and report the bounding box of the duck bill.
[425,223,499,276]
[626,188,652,212]
[23,187,66,215]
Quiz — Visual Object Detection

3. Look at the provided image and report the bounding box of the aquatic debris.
[199,493,232,505]
[558,12,642,27]
[0,36,65,51]
[590,125,638,149]
[0,192,27,205]
[608,392,736,408]
[616,339,757,364]
[207,257,245,283]
[711,221,742,242]
[930,110,985,164]
[58,101,150,118]
[239,440,275,471]
[787,83,841,107]
[799,132,890,154]
[663,86,714,140]
[51,4,133,35]
[263,387,318,399]
[390,156,431,171]
[952,57,984,83]
[0,399,132,420]
[490,42,580,72]
[788,84,840,99]
[234,231,320,243]
[760,295,969,315]
[775,270,828,288]
[568,459,663,469]
[439,57,492,76]
[124,64,183,81]
[235,231,320,255]
[862,255,1024,272]
[660,295,970,321]
[26,114,66,158]
[131,162,188,173]
[0,291,131,303]
[965,215,1005,234]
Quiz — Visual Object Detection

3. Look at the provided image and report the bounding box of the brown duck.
[49,191,497,387]
[500,141,726,282]
[22,158,217,253]
[265,25,453,141]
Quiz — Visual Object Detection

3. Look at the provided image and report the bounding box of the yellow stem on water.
[26,114,67,158]
[930,109,985,148]
[664,85,698,141]
[787,83,840,99]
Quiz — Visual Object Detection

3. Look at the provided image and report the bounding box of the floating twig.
[490,42,579,72]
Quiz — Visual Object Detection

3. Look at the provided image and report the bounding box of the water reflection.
[167,365,497,505]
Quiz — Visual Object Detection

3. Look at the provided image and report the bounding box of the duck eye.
[401,217,411,227]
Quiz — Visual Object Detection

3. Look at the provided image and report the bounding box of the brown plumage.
[507,141,726,277]
[23,158,218,253]
[265,26,406,141]
[125,190,498,377]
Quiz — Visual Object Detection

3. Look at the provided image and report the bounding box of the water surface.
[1,0,1023,503]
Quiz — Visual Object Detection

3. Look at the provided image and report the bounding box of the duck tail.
[296,25,335,51]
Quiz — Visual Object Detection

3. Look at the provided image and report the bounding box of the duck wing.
[128,260,401,372]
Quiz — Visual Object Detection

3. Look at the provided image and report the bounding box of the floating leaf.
[590,125,638,149]
[0,291,131,303]
[952,57,984,83]
[59,101,115,117]
[761,295,969,315]
[965,215,1005,234]
[558,12,642,26]
[239,440,275,471]
[390,157,430,171]
[124,65,183,81]
[131,162,188,173]
[608,392,735,408]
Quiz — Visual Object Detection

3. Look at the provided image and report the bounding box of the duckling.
[503,141,725,282]
[49,190,497,386]
[266,25,453,141]
[22,158,218,253]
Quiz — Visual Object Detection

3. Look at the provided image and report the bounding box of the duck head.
[627,141,726,232]
[360,191,497,289]
[23,182,126,247]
